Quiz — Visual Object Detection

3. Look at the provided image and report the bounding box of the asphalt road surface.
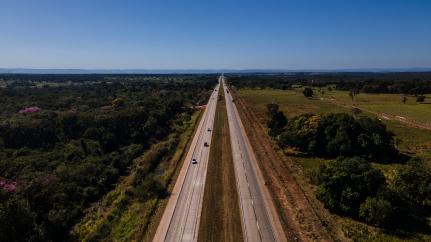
[222,76,287,242]
[153,81,220,242]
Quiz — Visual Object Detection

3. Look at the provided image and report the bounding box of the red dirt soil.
[232,89,348,242]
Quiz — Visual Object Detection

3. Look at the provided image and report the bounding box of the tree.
[266,103,279,116]
[392,159,431,213]
[276,113,396,161]
[416,95,426,102]
[266,103,287,137]
[112,97,125,108]
[303,87,313,98]
[0,194,38,242]
[267,112,287,137]
[359,196,394,226]
[316,157,386,216]
[349,90,358,101]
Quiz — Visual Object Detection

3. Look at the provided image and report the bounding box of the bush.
[266,104,287,137]
[277,113,396,161]
[303,87,313,97]
[416,95,426,102]
[392,159,431,214]
[316,157,386,217]
[133,174,166,201]
[359,196,394,226]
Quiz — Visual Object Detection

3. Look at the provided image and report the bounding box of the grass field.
[238,87,431,241]
[317,88,431,123]
[239,88,431,164]
[198,85,243,242]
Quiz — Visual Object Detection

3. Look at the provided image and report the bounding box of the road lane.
[222,76,287,242]
[153,82,220,242]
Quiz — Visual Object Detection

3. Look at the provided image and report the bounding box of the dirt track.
[233,90,349,242]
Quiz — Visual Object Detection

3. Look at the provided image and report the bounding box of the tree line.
[227,73,431,95]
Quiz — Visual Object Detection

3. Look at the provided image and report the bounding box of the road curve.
[222,76,287,242]
[153,81,220,242]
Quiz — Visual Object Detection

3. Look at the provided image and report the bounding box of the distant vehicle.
[191,158,198,164]
[204,142,209,147]
[207,128,211,132]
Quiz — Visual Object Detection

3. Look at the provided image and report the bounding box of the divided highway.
[154,75,286,242]
[153,81,220,242]
[222,76,287,242]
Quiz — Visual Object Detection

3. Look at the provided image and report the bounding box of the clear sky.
[1,0,431,70]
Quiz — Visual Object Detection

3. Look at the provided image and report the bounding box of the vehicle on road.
[204,142,209,147]
[207,128,211,132]
[191,158,198,164]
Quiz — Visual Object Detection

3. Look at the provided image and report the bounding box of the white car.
[191,158,198,164]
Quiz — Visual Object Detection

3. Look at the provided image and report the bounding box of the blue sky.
[1,0,431,69]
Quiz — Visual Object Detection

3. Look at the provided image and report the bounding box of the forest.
[0,74,217,241]
[228,72,431,94]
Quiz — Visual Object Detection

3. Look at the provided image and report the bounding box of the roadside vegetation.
[233,73,431,241]
[73,110,202,242]
[0,74,217,242]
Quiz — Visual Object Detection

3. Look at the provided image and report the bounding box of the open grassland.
[316,88,431,123]
[238,88,431,241]
[239,88,431,164]
[198,85,243,242]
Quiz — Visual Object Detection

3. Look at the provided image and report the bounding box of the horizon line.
[1,67,431,74]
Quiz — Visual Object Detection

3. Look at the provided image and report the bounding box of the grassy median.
[198,86,243,242]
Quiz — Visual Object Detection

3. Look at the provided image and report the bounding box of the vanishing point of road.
[154,75,286,242]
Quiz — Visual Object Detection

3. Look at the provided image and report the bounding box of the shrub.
[392,159,431,213]
[359,196,394,226]
[303,87,313,97]
[133,174,166,201]
[266,104,287,137]
[277,113,396,161]
[316,157,385,217]
[416,95,426,102]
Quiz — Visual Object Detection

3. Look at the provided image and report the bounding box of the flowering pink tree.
[18,106,41,114]
[0,179,17,192]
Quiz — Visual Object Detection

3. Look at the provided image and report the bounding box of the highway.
[222,76,287,242]
[153,81,220,242]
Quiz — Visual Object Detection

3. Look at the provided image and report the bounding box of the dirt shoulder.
[198,85,243,242]
[232,89,348,242]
